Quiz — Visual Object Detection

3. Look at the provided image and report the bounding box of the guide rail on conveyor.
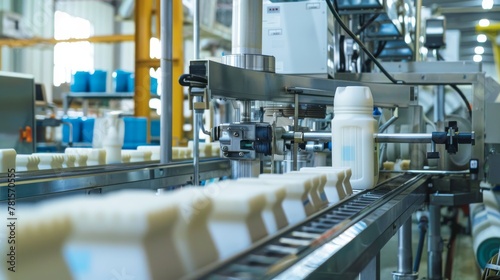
[186,174,429,280]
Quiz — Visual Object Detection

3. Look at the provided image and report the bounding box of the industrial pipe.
[374,133,433,143]
[192,0,201,185]
[231,0,262,55]
[428,205,443,280]
[160,0,173,163]
[393,218,417,279]
[281,132,433,144]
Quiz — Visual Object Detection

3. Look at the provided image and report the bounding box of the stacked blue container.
[81,117,95,143]
[90,70,107,92]
[113,70,132,92]
[70,71,90,92]
[62,117,82,143]
[126,74,158,94]
[123,117,147,149]
[70,70,107,92]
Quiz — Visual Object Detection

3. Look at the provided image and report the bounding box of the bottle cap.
[334,86,374,113]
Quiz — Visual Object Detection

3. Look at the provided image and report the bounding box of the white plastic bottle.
[332,86,378,189]
[103,115,122,164]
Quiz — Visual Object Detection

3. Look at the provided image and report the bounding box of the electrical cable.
[339,35,346,72]
[436,51,473,119]
[373,41,387,57]
[444,208,460,280]
[355,14,379,36]
[363,40,387,72]
[413,215,428,272]
[178,74,207,87]
[351,50,359,72]
[326,0,402,84]
[449,84,472,119]
[423,112,437,131]
[199,116,211,136]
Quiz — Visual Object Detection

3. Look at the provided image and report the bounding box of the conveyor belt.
[0,159,231,201]
[188,173,428,280]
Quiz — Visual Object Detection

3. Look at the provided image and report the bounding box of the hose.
[414,215,428,272]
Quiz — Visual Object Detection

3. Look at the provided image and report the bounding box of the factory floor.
[379,212,482,280]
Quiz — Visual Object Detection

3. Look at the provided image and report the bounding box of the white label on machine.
[268,29,282,36]
[306,3,321,9]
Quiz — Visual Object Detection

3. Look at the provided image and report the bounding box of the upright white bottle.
[103,115,122,164]
[332,86,378,189]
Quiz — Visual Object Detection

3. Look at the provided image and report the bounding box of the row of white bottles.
[136,142,221,161]
[2,145,192,172]
[1,141,222,172]
[1,166,353,280]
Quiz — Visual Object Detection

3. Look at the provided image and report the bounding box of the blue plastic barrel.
[62,117,82,143]
[151,119,160,138]
[150,77,158,94]
[127,74,158,94]
[70,71,90,92]
[90,70,107,92]
[113,70,132,92]
[123,117,147,145]
[127,74,135,92]
[81,117,95,143]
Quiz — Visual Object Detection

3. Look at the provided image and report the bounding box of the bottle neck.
[334,108,373,115]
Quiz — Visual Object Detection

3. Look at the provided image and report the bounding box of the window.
[53,11,94,86]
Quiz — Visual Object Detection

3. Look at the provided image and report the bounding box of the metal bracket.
[188,87,210,111]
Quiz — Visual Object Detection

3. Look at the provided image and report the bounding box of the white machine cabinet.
[262,0,334,77]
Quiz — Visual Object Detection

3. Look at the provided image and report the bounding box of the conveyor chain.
[198,174,423,280]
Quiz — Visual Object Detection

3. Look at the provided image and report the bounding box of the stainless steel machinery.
[0,1,495,279]
[181,58,482,280]
[0,72,36,154]
[177,1,489,279]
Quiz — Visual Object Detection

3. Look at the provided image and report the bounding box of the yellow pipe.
[494,45,500,82]
[135,0,153,127]
[155,0,161,39]
[0,34,134,47]
[476,24,500,80]
[136,59,161,68]
[172,0,184,145]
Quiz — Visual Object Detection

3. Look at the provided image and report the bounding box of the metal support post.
[231,0,262,55]
[160,0,173,163]
[414,0,422,61]
[193,0,200,59]
[428,205,443,280]
[293,94,299,171]
[360,253,380,280]
[240,100,252,123]
[193,106,200,185]
[192,0,200,185]
[434,85,447,170]
[393,218,418,279]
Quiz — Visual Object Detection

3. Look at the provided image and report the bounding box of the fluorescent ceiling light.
[482,0,494,9]
[473,54,483,62]
[475,46,485,55]
[479,19,490,27]
[477,34,488,43]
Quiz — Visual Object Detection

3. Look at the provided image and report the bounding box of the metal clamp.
[188,87,210,111]
[293,131,304,143]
